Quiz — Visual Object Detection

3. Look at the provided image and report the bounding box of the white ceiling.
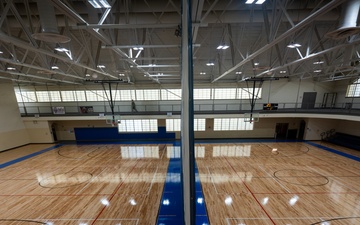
[0,0,359,86]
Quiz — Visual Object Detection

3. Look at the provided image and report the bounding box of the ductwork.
[32,0,70,43]
[326,0,360,39]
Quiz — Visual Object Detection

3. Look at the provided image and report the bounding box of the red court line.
[90,159,140,225]
[248,191,360,195]
[0,194,112,197]
[224,157,277,225]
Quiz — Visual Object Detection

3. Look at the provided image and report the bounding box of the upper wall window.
[213,88,237,99]
[346,78,360,97]
[15,91,37,102]
[14,87,262,102]
[137,89,160,100]
[194,89,211,99]
[36,91,50,102]
[119,90,135,101]
[118,119,158,132]
[238,88,262,99]
[166,118,206,131]
[213,118,254,131]
[161,89,182,100]
[36,91,61,102]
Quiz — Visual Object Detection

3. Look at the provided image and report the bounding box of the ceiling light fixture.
[119,73,125,76]
[279,70,287,74]
[246,0,266,4]
[148,73,177,77]
[137,64,179,68]
[51,66,59,70]
[313,61,324,65]
[217,45,229,50]
[54,47,69,52]
[206,62,215,66]
[0,51,3,54]
[97,65,106,68]
[314,69,322,73]
[235,71,242,74]
[88,0,111,8]
[156,73,164,76]
[255,0,266,4]
[287,43,301,48]
[55,47,73,60]
[133,47,144,51]
[200,72,206,75]
[7,67,16,71]
[254,62,259,66]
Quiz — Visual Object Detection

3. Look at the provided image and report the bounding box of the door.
[301,92,317,109]
[51,124,58,142]
[275,123,289,139]
[322,93,337,108]
[298,120,306,140]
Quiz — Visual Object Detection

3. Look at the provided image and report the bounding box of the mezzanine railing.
[19,101,360,117]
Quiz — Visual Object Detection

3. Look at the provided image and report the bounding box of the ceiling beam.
[102,44,201,49]
[250,38,360,80]
[0,31,117,79]
[50,0,161,84]
[0,57,84,80]
[212,0,347,83]
[1,70,81,84]
[73,23,205,29]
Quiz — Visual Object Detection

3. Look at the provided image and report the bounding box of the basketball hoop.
[244,113,259,123]
[106,115,121,126]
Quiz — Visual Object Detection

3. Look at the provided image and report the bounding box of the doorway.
[321,93,337,108]
[301,92,317,109]
[298,120,306,140]
[51,123,58,142]
[275,123,289,139]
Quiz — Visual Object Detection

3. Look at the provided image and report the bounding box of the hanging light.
[216,45,229,50]
[88,0,111,8]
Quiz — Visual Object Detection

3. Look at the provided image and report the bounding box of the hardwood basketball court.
[0,141,359,225]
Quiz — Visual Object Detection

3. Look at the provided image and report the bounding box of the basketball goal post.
[243,76,288,123]
[88,79,128,127]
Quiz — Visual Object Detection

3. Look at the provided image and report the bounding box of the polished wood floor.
[0,144,170,225]
[196,141,360,225]
[0,141,359,225]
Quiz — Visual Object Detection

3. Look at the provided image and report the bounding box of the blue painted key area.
[74,126,175,142]
[157,142,209,225]
[195,164,210,224]
[157,144,184,224]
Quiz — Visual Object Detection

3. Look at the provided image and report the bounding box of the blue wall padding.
[74,126,175,142]
[327,132,360,151]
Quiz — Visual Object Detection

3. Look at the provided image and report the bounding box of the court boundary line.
[0,144,62,169]
[307,141,360,162]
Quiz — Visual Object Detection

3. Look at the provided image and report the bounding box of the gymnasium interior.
[0,0,360,224]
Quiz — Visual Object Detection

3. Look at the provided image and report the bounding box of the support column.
[181,0,195,224]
